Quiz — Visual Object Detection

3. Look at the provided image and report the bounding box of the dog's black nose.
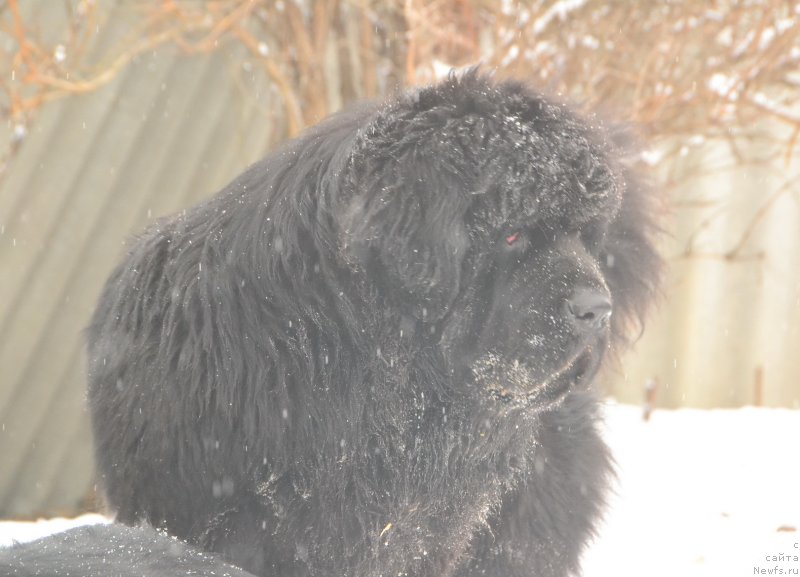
[567,289,612,333]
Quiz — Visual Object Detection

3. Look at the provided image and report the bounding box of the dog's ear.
[335,85,483,323]
[338,156,471,322]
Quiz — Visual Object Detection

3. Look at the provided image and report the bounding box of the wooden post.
[643,378,658,421]
[754,366,764,406]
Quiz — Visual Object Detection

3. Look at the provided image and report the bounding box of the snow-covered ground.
[583,402,800,576]
[0,513,109,548]
[1,403,798,576]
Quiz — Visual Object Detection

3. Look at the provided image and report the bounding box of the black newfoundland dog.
[82,72,660,577]
[0,524,257,576]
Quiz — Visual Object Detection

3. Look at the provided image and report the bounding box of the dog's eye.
[505,231,521,246]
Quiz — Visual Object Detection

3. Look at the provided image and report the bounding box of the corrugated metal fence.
[613,142,800,410]
[0,3,282,517]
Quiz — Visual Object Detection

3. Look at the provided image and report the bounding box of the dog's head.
[337,72,661,406]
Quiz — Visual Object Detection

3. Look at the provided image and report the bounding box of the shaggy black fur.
[0,524,256,576]
[87,72,661,577]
